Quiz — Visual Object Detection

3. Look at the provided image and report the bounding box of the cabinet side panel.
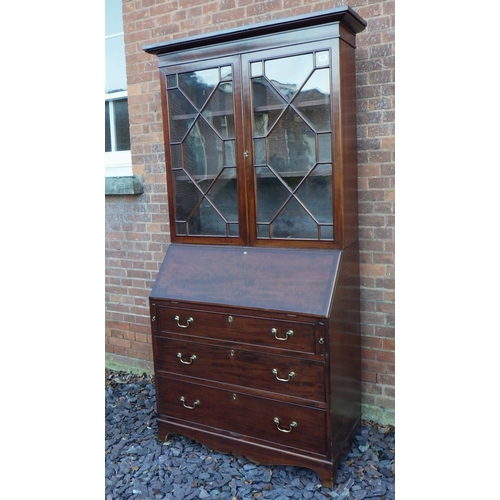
[328,242,361,453]
[339,40,359,248]
[158,70,177,243]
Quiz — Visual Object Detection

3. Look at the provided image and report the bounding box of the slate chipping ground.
[105,370,395,500]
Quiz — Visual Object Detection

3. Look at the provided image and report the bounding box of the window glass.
[114,99,131,151]
[105,102,111,152]
[105,35,127,93]
[105,0,131,174]
[105,0,124,36]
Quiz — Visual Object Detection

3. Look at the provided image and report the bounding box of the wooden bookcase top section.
[143,6,367,56]
[150,243,341,317]
[143,6,366,249]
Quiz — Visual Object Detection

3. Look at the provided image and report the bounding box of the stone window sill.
[105,175,144,195]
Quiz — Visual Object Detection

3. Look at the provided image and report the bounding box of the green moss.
[361,403,395,426]
[105,353,153,376]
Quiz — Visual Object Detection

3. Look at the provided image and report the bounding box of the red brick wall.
[105,0,395,422]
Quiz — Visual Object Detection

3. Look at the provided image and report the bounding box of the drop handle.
[272,368,295,382]
[177,352,197,365]
[273,417,297,433]
[174,315,194,328]
[272,328,294,341]
[180,396,200,410]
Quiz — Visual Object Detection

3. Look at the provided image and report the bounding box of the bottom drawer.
[156,375,327,456]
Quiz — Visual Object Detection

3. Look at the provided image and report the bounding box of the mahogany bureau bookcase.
[143,6,366,487]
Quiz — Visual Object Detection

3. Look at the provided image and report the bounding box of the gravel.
[105,370,395,499]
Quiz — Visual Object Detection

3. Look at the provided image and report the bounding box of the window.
[105,0,132,177]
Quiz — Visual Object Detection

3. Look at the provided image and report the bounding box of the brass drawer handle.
[272,328,294,341]
[180,396,200,409]
[174,315,194,328]
[272,368,295,382]
[177,352,197,365]
[273,417,297,433]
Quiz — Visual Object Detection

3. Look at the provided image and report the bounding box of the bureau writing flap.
[150,244,341,317]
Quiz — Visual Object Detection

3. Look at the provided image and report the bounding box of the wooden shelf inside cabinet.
[169,109,234,121]
[173,168,331,182]
[144,5,365,488]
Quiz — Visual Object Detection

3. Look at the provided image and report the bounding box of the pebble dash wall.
[105,0,395,424]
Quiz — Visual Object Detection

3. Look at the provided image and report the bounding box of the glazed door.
[160,43,339,247]
[161,56,247,244]
[242,43,338,247]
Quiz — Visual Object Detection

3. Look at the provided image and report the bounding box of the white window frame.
[105,27,132,177]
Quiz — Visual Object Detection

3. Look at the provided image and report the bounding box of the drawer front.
[155,304,318,354]
[154,336,326,403]
[156,376,327,455]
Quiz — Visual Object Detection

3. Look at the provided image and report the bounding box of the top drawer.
[153,304,320,355]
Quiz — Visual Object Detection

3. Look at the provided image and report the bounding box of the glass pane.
[271,198,318,239]
[173,171,202,221]
[188,198,226,236]
[251,77,286,136]
[255,167,290,222]
[167,74,177,88]
[113,99,131,151]
[184,118,223,179]
[105,0,124,36]
[267,107,315,179]
[178,68,219,110]
[202,83,235,139]
[295,164,333,223]
[320,225,334,240]
[257,224,269,238]
[223,140,235,166]
[318,133,332,162]
[315,51,329,67]
[168,88,197,143]
[105,34,127,93]
[171,144,182,168]
[294,68,331,132]
[206,167,239,221]
[220,66,232,80]
[264,54,314,101]
[105,102,111,152]
[176,222,187,235]
[254,138,266,165]
[251,61,263,77]
[228,223,239,236]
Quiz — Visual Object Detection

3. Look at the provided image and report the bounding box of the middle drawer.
[154,336,326,404]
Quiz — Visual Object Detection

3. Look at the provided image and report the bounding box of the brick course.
[105,0,395,422]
